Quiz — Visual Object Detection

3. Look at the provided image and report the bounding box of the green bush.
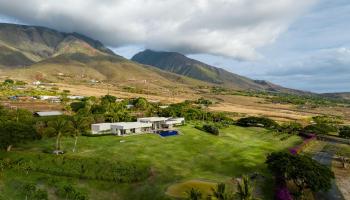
[236,116,279,129]
[21,182,48,200]
[339,126,350,139]
[278,122,303,134]
[202,124,219,135]
[0,153,150,183]
[56,184,88,200]
[303,123,337,135]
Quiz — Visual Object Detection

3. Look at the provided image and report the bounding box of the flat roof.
[138,117,168,122]
[111,122,152,129]
[34,111,63,117]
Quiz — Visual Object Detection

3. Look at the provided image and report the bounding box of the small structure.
[126,104,134,109]
[39,95,61,103]
[111,122,152,136]
[34,111,63,117]
[137,117,169,130]
[67,95,85,100]
[32,81,41,85]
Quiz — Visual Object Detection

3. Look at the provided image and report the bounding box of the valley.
[0,22,349,200]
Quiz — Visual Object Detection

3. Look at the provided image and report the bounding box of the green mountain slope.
[0,23,211,93]
[132,49,301,92]
[0,23,115,64]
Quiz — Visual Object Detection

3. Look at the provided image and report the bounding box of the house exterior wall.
[91,123,112,134]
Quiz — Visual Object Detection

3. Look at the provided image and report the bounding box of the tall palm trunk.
[6,145,12,152]
[56,131,62,151]
[73,134,78,153]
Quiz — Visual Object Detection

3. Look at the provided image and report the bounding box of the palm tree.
[70,115,89,153]
[211,183,230,200]
[236,175,255,200]
[48,118,70,154]
[186,188,202,200]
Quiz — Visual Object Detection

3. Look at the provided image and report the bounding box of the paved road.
[313,150,344,200]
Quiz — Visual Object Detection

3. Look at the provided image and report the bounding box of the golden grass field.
[2,81,350,124]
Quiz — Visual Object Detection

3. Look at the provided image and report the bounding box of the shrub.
[278,122,303,134]
[303,123,337,135]
[0,153,150,183]
[236,116,279,129]
[339,126,350,139]
[21,182,48,200]
[202,124,219,135]
[56,184,88,200]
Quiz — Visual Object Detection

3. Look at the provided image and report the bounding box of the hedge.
[0,152,150,183]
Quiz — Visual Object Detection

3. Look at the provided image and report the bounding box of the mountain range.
[0,22,343,97]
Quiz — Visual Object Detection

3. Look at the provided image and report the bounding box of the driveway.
[313,150,344,200]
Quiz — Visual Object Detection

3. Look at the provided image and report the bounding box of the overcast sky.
[0,0,349,93]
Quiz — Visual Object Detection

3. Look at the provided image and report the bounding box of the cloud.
[253,47,350,92]
[267,47,350,76]
[0,0,315,60]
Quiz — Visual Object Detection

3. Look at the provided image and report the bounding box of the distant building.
[67,95,85,100]
[34,111,63,117]
[32,81,41,85]
[126,104,134,109]
[39,95,61,103]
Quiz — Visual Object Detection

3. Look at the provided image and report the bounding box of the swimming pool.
[159,130,178,137]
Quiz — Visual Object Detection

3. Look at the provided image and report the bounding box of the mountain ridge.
[131,49,308,93]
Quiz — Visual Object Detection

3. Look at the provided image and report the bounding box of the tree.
[0,121,38,151]
[266,152,334,198]
[23,183,36,200]
[133,97,149,110]
[70,115,90,153]
[70,101,86,113]
[236,175,255,200]
[186,188,202,200]
[3,79,14,85]
[48,118,71,154]
[279,122,303,134]
[303,123,337,135]
[339,126,350,139]
[236,117,279,129]
[101,94,117,105]
[202,124,219,135]
[211,183,230,200]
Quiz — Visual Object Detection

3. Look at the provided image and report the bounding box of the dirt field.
[1,100,63,112]
[56,83,193,103]
[2,82,350,123]
[206,94,350,123]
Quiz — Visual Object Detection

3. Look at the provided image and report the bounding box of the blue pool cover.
[159,130,178,137]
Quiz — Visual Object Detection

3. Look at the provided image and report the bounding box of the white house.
[111,122,152,136]
[91,123,114,134]
[163,117,185,128]
[137,117,169,130]
[90,117,185,135]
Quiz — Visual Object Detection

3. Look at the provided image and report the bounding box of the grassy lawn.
[0,124,302,199]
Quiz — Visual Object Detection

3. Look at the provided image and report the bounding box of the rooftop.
[34,111,63,117]
[137,117,169,122]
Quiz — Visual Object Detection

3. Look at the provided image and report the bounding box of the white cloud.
[0,0,316,60]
